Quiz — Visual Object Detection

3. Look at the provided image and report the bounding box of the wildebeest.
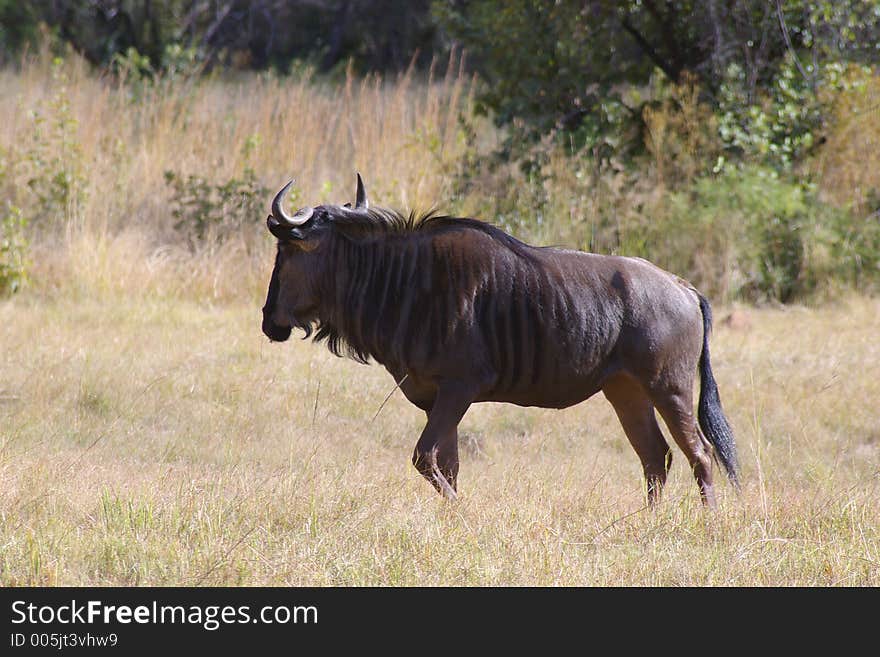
[262,175,739,506]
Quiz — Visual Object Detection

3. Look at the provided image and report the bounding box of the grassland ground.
[1,290,877,586]
[1,52,878,587]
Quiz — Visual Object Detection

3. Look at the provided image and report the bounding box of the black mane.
[307,206,540,365]
[324,206,536,258]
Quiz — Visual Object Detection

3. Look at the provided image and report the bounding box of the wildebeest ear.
[355,172,369,209]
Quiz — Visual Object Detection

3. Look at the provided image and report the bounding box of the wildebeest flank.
[262,175,739,506]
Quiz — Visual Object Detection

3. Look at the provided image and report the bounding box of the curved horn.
[355,172,369,209]
[271,180,314,226]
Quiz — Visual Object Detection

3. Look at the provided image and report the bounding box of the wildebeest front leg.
[412,385,473,499]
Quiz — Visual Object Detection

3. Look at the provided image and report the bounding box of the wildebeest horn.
[271,179,313,226]
[355,172,369,209]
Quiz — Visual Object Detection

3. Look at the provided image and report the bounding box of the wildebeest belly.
[478,377,608,408]
[473,288,623,408]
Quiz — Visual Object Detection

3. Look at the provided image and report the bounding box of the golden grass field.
[2,293,878,586]
[1,53,878,586]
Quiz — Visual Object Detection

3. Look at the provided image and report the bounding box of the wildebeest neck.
[313,219,542,371]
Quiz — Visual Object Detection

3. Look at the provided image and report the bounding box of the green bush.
[0,58,86,295]
[827,191,880,292]
[164,168,269,251]
[627,167,877,302]
[20,59,87,226]
[716,56,841,171]
[0,202,28,296]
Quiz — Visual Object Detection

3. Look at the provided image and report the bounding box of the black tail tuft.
[696,294,740,487]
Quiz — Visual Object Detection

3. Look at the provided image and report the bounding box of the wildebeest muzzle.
[262,313,292,342]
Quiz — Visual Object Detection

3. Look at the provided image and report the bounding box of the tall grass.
[815,66,880,216]
[0,46,480,303]
[2,47,878,305]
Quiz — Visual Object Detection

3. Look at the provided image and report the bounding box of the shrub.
[19,59,87,227]
[826,191,880,293]
[164,168,269,251]
[717,56,826,171]
[628,167,877,302]
[0,202,28,296]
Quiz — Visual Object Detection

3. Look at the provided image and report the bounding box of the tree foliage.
[0,1,441,73]
[436,0,880,165]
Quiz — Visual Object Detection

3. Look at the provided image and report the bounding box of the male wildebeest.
[262,175,739,506]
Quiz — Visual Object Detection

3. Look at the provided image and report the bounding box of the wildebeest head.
[261,174,370,342]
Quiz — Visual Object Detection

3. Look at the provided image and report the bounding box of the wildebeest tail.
[696,293,740,487]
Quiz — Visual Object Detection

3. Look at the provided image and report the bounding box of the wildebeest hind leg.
[652,392,717,508]
[411,385,473,499]
[602,374,672,506]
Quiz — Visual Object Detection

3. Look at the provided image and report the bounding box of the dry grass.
[2,48,473,209]
[815,65,880,215]
[1,52,878,586]
[1,48,478,304]
[1,293,877,586]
